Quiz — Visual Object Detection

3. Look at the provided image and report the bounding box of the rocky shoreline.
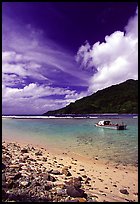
[2,141,138,202]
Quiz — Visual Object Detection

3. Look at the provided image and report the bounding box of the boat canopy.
[98,120,111,125]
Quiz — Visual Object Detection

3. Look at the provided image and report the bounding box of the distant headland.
[43,79,138,115]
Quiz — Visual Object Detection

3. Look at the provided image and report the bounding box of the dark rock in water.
[120,189,129,195]
[66,185,86,198]
[35,150,42,156]
[65,170,72,176]
[82,175,87,178]
[42,157,48,162]
[79,168,84,171]
[85,177,91,184]
[21,148,28,153]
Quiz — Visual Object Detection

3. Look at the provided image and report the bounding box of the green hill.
[43,79,138,115]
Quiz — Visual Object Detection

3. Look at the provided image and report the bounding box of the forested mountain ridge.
[43,79,138,115]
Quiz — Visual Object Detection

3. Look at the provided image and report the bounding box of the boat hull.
[95,124,127,130]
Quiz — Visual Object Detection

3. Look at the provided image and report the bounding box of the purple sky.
[2,2,138,115]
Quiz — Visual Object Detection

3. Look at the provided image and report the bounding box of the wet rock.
[21,148,28,154]
[41,173,56,182]
[65,171,72,176]
[82,175,87,179]
[79,168,84,171]
[62,166,69,174]
[42,157,47,162]
[7,180,17,189]
[77,176,83,181]
[120,189,129,195]
[44,183,53,191]
[85,177,91,184]
[13,172,22,180]
[57,189,68,196]
[49,175,56,182]
[66,199,79,202]
[65,177,82,188]
[35,150,42,156]
[133,192,138,196]
[2,155,11,164]
[2,163,6,170]
[2,173,6,187]
[67,185,86,198]
[33,181,41,186]
[47,169,53,173]
[50,170,61,175]
[23,155,29,160]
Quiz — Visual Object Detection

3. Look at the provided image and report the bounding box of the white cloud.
[76,7,138,93]
[2,44,89,114]
[2,51,23,63]
[2,50,50,85]
[3,62,27,76]
[2,83,88,114]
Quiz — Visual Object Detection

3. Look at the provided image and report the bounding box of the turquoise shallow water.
[2,115,138,166]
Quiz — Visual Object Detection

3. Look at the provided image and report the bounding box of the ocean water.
[2,114,138,166]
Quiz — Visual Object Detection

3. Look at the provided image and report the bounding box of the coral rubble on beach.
[2,141,138,202]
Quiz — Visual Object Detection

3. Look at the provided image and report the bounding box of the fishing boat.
[95,120,127,130]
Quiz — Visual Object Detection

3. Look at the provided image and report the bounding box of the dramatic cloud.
[2,83,86,115]
[76,8,138,93]
[2,16,89,114]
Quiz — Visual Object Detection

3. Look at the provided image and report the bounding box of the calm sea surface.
[2,114,138,166]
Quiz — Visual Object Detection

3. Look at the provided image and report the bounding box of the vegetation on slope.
[43,79,138,115]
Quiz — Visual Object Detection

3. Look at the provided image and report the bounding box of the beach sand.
[2,139,138,202]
